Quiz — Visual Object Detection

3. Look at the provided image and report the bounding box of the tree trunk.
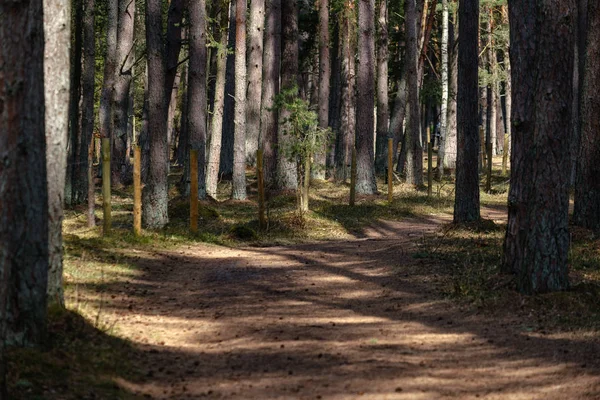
[99,0,117,158]
[502,0,575,294]
[232,0,247,199]
[143,0,169,229]
[278,0,299,190]
[246,0,265,165]
[260,0,281,187]
[354,0,378,194]
[112,0,135,187]
[574,0,600,232]
[374,0,389,176]
[404,0,422,186]
[572,0,588,185]
[165,0,184,100]
[437,0,449,176]
[219,6,236,178]
[313,0,330,180]
[444,16,458,172]
[454,0,480,222]
[188,0,208,200]
[0,0,49,347]
[207,2,230,199]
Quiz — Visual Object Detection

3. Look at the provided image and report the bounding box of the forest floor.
[8,161,600,399]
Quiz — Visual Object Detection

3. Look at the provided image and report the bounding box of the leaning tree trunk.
[260,0,281,187]
[112,0,135,187]
[188,0,208,200]
[246,0,265,165]
[502,0,575,294]
[278,0,299,190]
[143,0,169,229]
[355,0,378,194]
[232,0,247,199]
[313,0,330,180]
[404,0,422,186]
[374,0,389,176]
[1,0,49,349]
[574,0,600,232]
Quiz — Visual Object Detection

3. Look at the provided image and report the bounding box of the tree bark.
[112,0,135,187]
[374,0,389,176]
[143,0,169,229]
[313,0,330,180]
[246,0,265,165]
[502,0,575,294]
[232,0,247,199]
[219,6,236,178]
[454,0,480,222]
[437,0,449,176]
[574,0,600,232]
[99,0,118,161]
[355,0,378,194]
[278,0,299,190]
[260,0,281,187]
[188,0,208,200]
[165,0,185,157]
[0,0,49,347]
[444,16,458,172]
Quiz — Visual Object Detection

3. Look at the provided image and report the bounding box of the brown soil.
[100,208,599,399]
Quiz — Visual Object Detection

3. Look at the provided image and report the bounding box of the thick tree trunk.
[165,0,184,100]
[207,2,230,199]
[437,0,449,176]
[574,0,600,232]
[99,0,118,162]
[143,0,169,229]
[374,0,389,175]
[502,0,575,294]
[454,0,480,222]
[444,17,458,172]
[219,7,236,177]
[572,0,588,185]
[404,0,422,186]
[313,0,330,180]
[354,0,378,194]
[260,0,281,187]
[112,0,135,187]
[278,0,299,190]
[232,0,247,199]
[1,0,49,347]
[188,0,208,200]
[246,0,265,165]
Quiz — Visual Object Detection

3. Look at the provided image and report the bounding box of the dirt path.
[101,210,599,399]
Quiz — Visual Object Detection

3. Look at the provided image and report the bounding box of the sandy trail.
[99,210,599,399]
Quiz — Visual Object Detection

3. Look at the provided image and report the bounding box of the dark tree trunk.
[278,0,299,190]
[0,0,48,348]
[99,0,117,155]
[232,0,247,199]
[143,0,169,229]
[572,0,588,185]
[454,0,480,222]
[502,0,575,294]
[374,0,389,175]
[574,0,600,232]
[246,0,265,165]
[260,0,281,187]
[219,6,236,178]
[355,0,378,194]
[328,20,341,173]
[165,0,184,100]
[112,0,135,187]
[188,0,208,199]
[313,0,330,180]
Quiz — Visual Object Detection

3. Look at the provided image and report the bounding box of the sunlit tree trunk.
[232,0,247,199]
[437,0,449,176]
[246,0,265,165]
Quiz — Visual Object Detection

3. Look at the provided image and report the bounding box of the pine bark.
[454,0,480,222]
[374,0,389,175]
[313,0,330,180]
[188,0,208,200]
[355,0,378,194]
[437,0,449,176]
[0,0,49,346]
[232,0,247,199]
[165,0,185,155]
[574,0,600,232]
[246,0,265,165]
[143,0,169,229]
[99,0,118,160]
[444,17,458,172]
[502,0,575,294]
[260,0,281,187]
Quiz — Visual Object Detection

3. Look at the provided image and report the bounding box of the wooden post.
[387,138,393,202]
[349,147,357,206]
[479,126,486,170]
[133,146,142,235]
[486,141,493,193]
[502,133,509,176]
[257,149,267,230]
[190,150,199,233]
[101,138,111,235]
[427,127,433,198]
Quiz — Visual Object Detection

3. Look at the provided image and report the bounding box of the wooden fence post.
[133,146,142,235]
[387,138,393,202]
[257,149,267,230]
[190,150,199,233]
[349,147,357,206]
[101,138,111,235]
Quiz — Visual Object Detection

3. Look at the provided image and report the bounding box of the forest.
[1,0,600,398]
